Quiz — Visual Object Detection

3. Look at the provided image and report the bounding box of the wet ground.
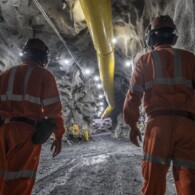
[32,133,176,195]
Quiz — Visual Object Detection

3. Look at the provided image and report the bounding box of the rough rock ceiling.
[0,0,194,132]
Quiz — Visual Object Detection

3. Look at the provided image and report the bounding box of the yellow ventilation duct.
[79,0,115,118]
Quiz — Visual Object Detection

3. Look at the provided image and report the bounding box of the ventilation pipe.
[79,0,115,118]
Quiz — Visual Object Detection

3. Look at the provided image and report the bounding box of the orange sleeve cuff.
[54,117,66,139]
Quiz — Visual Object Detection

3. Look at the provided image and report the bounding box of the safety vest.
[124,45,195,169]
[127,46,195,117]
[0,63,62,120]
[129,49,193,93]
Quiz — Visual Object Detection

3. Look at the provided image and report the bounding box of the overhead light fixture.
[125,60,133,67]
[63,59,70,64]
[112,38,117,44]
[97,112,102,116]
[19,52,23,56]
[99,102,104,106]
[84,69,90,75]
[97,84,102,89]
[98,94,103,99]
[94,76,100,81]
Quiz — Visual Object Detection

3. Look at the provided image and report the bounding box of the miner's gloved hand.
[51,138,62,158]
[129,125,142,147]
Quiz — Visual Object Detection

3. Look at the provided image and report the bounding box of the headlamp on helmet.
[21,38,49,67]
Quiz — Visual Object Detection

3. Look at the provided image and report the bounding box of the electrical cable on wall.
[33,0,86,81]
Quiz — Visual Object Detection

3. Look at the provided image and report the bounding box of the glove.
[129,125,142,147]
[51,138,62,158]
[32,118,56,144]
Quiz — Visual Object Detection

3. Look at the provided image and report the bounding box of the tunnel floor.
[32,133,176,195]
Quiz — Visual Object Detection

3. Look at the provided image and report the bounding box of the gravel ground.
[32,133,176,195]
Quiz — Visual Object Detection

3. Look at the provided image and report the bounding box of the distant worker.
[123,15,195,195]
[0,38,66,195]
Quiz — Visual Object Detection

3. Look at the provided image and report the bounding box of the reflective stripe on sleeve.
[173,159,195,170]
[24,94,41,104]
[143,153,171,165]
[129,83,144,93]
[145,77,193,89]
[0,94,41,104]
[42,96,61,106]
[0,169,36,180]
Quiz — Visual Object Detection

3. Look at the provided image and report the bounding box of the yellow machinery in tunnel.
[79,0,115,118]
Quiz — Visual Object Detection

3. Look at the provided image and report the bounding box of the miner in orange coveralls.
[0,38,66,195]
[123,15,195,195]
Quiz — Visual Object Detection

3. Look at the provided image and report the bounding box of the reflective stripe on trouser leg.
[0,168,36,195]
[171,117,195,195]
[1,178,36,195]
[143,116,195,195]
[142,153,171,195]
[142,160,170,195]
[142,116,174,195]
[172,166,195,195]
[0,123,42,195]
[0,169,36,180]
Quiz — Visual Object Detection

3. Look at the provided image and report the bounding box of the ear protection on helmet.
[145,24,152,47]
[145,26,178,47]
[145,15,178,47]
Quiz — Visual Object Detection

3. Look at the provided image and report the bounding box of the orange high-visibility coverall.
[0,62,65,195]
[123,45,195,195]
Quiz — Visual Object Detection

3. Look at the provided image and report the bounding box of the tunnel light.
[125,60,132,67]
[63,59,70,64]
[94,76,100,81]
[19,52,23,56]
[84,69,91,75]
[112,38,117,44]
[99,102,104,106]
[98,94,103,99]
[97,84,102,89]
[97,112,102,116]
